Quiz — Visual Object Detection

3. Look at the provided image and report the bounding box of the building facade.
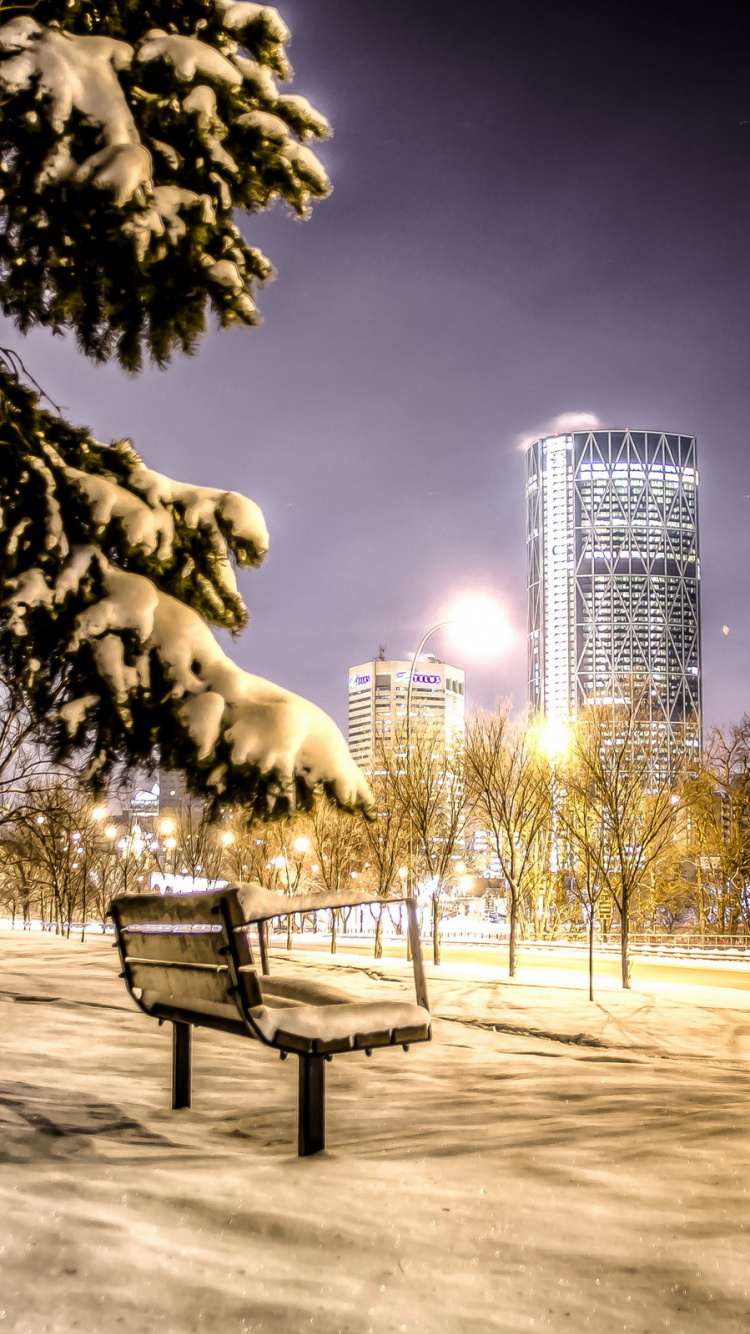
[347,656,466,771]
[526,427,701,765]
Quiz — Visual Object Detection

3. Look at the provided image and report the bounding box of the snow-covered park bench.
[110,885,431,1156]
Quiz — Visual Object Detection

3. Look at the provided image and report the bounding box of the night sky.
[6,0,750,733]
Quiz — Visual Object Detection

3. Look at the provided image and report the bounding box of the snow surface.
[1,929,748,1333]
[249,998,430,1046]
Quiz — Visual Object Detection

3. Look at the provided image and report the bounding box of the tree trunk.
[508,886,519,978]
[620,898,631,988]
[286,912,293,951]
[432,894,441,966]
[330,910,337,955]
[374,907,383,959]
[588,898,595,1002]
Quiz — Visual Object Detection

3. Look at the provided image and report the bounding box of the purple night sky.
[5,0,750,734]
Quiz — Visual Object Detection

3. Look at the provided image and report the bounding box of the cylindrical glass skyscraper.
[526,428,701,766]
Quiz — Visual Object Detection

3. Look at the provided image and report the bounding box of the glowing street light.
[294,837,311,854]
[443,592,515,661]
[91,805,107,822]
[539,717,571,762]
[104,824,118,841]
[159,817,175,836]
[220,831,235,847]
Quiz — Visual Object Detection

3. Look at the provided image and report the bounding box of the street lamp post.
[402,597,511,960]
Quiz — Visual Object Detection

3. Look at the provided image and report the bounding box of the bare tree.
[557,752,618,1000]
[688,719,750,934]
[10,782,98,936]
[0,832,39,928]
[309,800,366,954]
[465,706,551,977]
[566,703,685,988]
[393,722,466,966]
[152,802,225,885]
[361,734,411,958]
[0,694,58,830]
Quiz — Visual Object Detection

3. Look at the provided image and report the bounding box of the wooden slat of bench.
[142,999,252,1040]
[113,888,248,930]
[126,959,238,1007]
[124,956,230,974]
[121,930,232,968]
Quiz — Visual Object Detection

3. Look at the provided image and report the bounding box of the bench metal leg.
[298,1054,325,1156]
[172,1021,192,1110]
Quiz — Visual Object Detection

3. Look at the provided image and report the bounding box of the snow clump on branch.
[0,369,372,820]
[0,1,331,369]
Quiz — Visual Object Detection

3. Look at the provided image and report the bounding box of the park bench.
[110,884,431,1156]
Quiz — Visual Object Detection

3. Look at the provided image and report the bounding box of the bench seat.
[248,999,432,1054]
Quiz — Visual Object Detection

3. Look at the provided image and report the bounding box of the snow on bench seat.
[248,999,432,1055]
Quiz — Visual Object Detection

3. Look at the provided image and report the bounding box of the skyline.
[2,0,750,737]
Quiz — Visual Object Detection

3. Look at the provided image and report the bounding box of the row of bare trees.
[3,695,750,992]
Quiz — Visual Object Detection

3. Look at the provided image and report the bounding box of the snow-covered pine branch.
[0,364,372,819]
[0,1,331,368]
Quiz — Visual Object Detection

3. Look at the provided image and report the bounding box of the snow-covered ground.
[1,929,749,1333]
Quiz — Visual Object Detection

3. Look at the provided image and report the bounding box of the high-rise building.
[347,656,466,771]
[526,427,701,766]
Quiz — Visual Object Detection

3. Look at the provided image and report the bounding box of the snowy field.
[1,930,749,1334]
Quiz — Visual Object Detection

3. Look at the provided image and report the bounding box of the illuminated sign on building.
[348,674,371,688]
[394,670,443,686]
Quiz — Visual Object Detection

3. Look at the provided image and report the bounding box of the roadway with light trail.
[279,935,750,991]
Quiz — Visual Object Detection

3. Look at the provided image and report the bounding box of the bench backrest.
[111,887,263,1036]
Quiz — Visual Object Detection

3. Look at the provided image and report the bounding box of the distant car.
[487,912,500,923]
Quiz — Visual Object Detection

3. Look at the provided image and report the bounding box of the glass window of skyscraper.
[526,429,701,769]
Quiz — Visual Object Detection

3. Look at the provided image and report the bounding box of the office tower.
[526,427,701,765]
[347,656,466,770]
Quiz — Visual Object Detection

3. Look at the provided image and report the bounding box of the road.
[278,934,750,991]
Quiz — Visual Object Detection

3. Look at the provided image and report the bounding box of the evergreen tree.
[0,1,331,369]
[0,3,372,821]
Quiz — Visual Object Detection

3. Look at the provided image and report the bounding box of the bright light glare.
[444,593,514,660]
[159,818,175,835]
[293,837,310,853]
[105,824,118,840]
[91,805,107,821]
[539,717,571,760]
[220,831,235,847]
